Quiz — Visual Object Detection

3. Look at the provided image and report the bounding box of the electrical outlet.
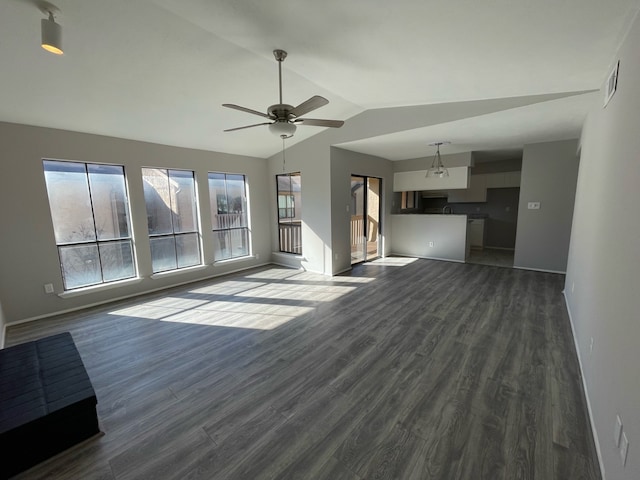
[620,432,629,466]
[614,415,623,447]
[527,202,541,210]
[44,283,54,294]
[255,253,260,260]
[334,253,338,260]
[428,241,434,247]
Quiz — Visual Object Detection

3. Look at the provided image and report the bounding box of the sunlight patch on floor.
[363,257,418,266]
[188,280,267,295]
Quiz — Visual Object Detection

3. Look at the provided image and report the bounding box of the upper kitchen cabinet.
[448,174,487,202]
[485,171,522,188]
[393,167,470,192]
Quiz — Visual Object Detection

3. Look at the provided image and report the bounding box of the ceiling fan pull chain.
[282,135,286,172]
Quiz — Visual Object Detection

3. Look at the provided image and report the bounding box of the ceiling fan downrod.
[274,49,287,105]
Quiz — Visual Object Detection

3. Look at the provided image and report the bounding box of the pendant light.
[426,141,450,178]
[40,3,63,55]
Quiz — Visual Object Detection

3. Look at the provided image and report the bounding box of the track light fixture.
[39,2,63,55]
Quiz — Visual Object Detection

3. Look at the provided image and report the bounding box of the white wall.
[0,122,271,323]
[267,134,334,274]
[514,139,579,273]
[330,147,394,274]
[391,215,467,262]
[564,12,640,480]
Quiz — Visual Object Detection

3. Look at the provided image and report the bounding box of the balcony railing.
[279,221,302,254]
[213,213,245,230]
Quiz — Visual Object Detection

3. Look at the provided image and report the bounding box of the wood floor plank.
[4,259,601,480]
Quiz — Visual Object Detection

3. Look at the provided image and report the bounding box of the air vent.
[604,60,619,107]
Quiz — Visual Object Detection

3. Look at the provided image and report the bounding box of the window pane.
[209,173,227,229]
[150,236,177,273]
[44,160,96,243]
[59,244,102,289]
[176,233,201,268]
[226,174,247,228]
[99,240,135,282]
[230,229,249,258]
[143,168,174,235]
[213,230,231,261]
[87,164,131,240]
[169,170,198,233]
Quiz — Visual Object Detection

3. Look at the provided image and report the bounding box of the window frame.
[208,172,251,261]
[276,172,302,255]
[142,167,202,274]
[42,159,136,291]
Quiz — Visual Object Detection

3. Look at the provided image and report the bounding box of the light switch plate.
[527,202,541,210]
[620,432,629,466]
[614,415,623,447]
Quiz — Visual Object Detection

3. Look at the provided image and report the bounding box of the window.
[208,172,250,260]
[43,160,135,290]
[142,168,201,273]
[276,173,302,254]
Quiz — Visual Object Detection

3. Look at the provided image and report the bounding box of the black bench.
[0,332,99,479]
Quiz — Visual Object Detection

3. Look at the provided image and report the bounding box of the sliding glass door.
[350,175,381,264]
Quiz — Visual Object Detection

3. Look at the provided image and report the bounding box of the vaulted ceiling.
[1,0,638,160]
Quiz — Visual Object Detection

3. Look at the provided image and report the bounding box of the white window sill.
[150,264,207,280]
[58,277,143,298]
[272,251,304,260]
[213,255,257,266]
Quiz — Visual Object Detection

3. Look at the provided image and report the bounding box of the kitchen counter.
[391,214,468,262]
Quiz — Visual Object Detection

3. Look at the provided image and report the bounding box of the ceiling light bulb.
[41,12,63,55]
[269,121,296,138]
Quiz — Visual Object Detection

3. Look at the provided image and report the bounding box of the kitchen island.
[391,214,468,262]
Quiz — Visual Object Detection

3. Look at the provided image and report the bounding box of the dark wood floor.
[5,258,600,480]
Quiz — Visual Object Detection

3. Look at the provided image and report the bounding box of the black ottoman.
[0,332,99,479]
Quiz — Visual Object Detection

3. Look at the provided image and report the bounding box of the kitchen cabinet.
[393,167,469,192]
[468,218,485,249]
[504,171,521,187]
[448,171,521,203]
[447,174,487,203]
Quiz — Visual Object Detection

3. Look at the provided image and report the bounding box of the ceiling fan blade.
[294,118,344,128]
[289,96,329,118]
[222,104,271,119]
[224,122,272,132]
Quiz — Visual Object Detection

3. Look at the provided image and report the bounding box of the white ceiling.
[0,0,638,160]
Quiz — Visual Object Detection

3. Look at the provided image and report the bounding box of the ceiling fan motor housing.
[268,104,295,120]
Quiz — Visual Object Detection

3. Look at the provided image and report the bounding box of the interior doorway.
[350,175,381,264]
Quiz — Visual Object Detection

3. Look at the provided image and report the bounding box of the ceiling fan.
[223,50,344,138]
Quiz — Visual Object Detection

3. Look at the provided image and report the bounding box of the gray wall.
[436,187,520,248]
[513,139,579,272]
[471,157,522,174]
[564,13,640,480]
[0,122,271,323]
[330,148,394,274]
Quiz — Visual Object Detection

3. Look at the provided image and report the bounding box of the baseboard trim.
[4,262,272,330]
[389,253,465,264]
[563,291,606,480]
[512,265,566,274]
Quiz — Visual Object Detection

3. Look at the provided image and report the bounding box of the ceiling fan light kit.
[426,142,451,178]
[223,49,344,137]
